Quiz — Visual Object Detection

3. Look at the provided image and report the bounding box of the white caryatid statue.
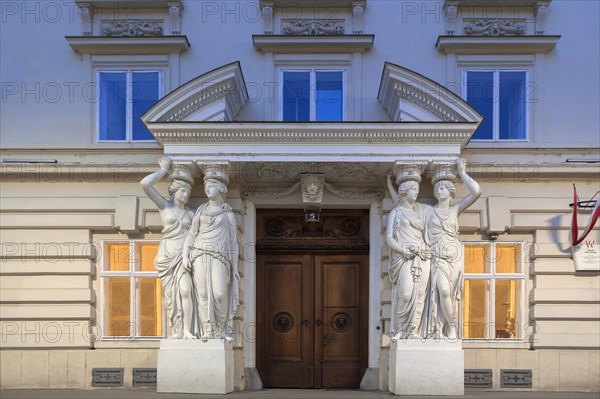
[183,164,240,341]
[386,164,431,340]
[140,156,198,339]
[426,158,481,340]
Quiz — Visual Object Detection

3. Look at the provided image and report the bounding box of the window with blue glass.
[281,70,344,122]
[98,70,160,141]
[464,70,527,140]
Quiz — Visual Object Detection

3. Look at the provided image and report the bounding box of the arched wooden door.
[256,210,369,389]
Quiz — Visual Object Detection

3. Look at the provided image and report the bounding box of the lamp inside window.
[462,242,524,340]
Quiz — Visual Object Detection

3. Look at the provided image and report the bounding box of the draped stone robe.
[425,205,463,338]
[154,209,195,336]
[389,203,431,339]
[189,203,239,338]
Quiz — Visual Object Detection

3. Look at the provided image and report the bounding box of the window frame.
[461,241,526,342]
[96,69,163,143]
[461,68,531,142]
[278,67,347,122]
[99,239,165,340]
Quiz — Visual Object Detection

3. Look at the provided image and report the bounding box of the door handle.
[315,319,322,327]
[301,320,309,327]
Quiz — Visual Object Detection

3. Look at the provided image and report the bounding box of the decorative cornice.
[394,84,460,122]
[164,82,233,122]
[147,123,476,145]
[378,62,483,124]
[443,0,550,8]
[436,36,560,54]
[75,0,182,10]
[65,36,189,55]
[260,0,363,6]
[141,62,248,123]
[253,35,374,53]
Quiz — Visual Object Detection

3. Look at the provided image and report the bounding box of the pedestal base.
[389,339,464,396]
[157,339,234,394]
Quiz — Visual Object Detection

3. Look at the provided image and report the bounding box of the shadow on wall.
[548,214,572,255]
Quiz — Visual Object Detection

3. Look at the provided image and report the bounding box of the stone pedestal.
[157,339,234,394]
[389,339,464,396]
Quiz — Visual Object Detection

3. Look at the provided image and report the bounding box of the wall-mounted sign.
[572,231,600,271]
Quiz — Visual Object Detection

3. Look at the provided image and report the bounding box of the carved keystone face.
[307,182,320,196]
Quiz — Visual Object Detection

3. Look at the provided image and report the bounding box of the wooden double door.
[256,253,368,388]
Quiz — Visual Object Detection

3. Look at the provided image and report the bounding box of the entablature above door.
[148,121,477,164]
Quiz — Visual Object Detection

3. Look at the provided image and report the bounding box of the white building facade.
[1,0,599,392]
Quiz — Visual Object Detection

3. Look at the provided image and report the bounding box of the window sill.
[436,35,560,54]
[463,340,530,349]
[75,0,181,9]
[253,35,374,53]
[466,141,535,149]
[66,36,190,55]
[95,339,162,349]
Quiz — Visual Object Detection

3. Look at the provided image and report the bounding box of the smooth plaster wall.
[1,1,599,147]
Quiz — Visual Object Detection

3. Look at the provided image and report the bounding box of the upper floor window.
[464,70,528,141]
[98,70,161,142]
[100,240,164,339]
[280,69,344,122]
[462,242,525,340]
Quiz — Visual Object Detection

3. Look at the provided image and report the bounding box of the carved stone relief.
[464,19,525,37]
[301,172,325,208]
[282,19,344,35]
[239,162,385,184]
[103,20,164,37]
[263,214,363,239]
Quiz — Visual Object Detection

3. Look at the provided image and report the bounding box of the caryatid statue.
[386,164,431,340]
[140,156,198,339]
[426,158,481,339]
[183,164,240,341]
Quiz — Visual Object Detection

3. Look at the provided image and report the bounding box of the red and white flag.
[570,184,600,246]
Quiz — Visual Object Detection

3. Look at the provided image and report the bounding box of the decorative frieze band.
[282,19,344,36]
[241,182,301,200]
[152,130,472,144]
[324,183,383,200]
[103,21,163,37]
[464,19,525,37]
[241,182,382,201]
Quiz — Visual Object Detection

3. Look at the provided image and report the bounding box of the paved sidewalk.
[1,389,598,399]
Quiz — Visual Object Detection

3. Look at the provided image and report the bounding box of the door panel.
[257,253,368,389]
[257,254,312,388]
[316,255,366,389]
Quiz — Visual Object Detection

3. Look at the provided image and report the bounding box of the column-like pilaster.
[78,3,93,36]
[261,2,274,35]
[444,1,459,36]
[168,1,183,35]
[534,2,549,35]
[352,1,365,34]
